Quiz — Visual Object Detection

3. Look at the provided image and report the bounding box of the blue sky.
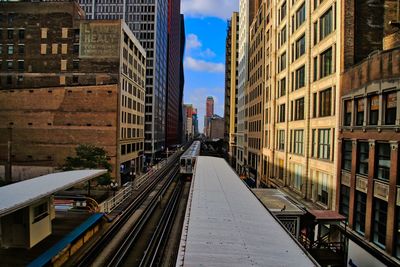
[181,0,239,131]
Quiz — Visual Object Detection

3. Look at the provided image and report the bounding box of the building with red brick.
[0,2,146,184]
[337,2,400,263]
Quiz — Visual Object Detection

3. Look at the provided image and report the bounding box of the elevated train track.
[73,143,191,267]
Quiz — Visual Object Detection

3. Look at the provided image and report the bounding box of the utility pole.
[5,126,12,183]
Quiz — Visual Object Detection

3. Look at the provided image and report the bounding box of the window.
[357,142,369,175]
[317,172,329,205]
[340,185,350,218]
[319,88,332,117]
[280,26,287,47]
[295,65,305,90]
[376,143,390,181]
[280,1,287,22]
[62,28,68,38]
[18,60,24,70]
[7,45,13,55]
[373,198,387,248]
[278,158,285,179]
[344,100,352,126]
[279,78,286,97]
[18,44,24,54]
[385,92,397,125]
[294,98,304,120]
[278,130,285,151]
[313,21,318,45]
[279,104,285,122]
[18,29,25,39]
[295,34,305,59]
[7,60,13,70]
[40,44,47,55]
[41,28,48,39]
[296,3,306,29]
[313,93,317,118]
[313,56,318,81]
[342,140,352,171]
[61,60,67,71]
[320,8,333,40]
[52,43,58,54]
[320,47,333,78]
[311,129,317,157]
[292,164,302,190]
[33,202,48,223]
[7,29,13,39]
[73,60,79,70]
[369,95,379,125]
[279,52,286,71]
[356,98,365,126]
[318,129,330,160]
[293,129,304,155]
[355,191,367,235]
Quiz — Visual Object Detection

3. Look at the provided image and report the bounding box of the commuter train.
[180,141,201,175]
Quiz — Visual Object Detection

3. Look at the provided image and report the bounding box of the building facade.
[224,12,239,167]
[336,1,400,265]
[166,0,183,148]
[78,0,169,162]
[204,96,214,137]
[0,2,146,183]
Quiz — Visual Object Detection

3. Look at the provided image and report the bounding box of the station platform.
[0,211,92,267]
[176,156,319,267]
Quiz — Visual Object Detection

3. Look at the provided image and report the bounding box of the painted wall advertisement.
[79,22,120,59]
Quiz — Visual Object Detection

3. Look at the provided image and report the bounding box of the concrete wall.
[347,240,386,267]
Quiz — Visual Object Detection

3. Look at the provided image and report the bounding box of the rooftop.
[0,170,107,217]
[176,156,318,267]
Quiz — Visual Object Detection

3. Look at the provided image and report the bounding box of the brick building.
[334,1,400,265]
[0,2,146,183]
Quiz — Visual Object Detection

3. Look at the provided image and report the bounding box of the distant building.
[204,96,214,137]
[0,2,146,183]
[192,108,199,136]
[209,115,224,140]
[78,0,169,162]
[183,104,193,140]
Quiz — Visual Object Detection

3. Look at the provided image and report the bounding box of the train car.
[180,141,201,175]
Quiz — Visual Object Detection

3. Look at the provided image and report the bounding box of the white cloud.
[184,56,224,73]
[200,48,216,58]
[186,33,202,50]
[181,0,239,20]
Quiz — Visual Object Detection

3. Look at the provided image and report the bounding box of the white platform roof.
[0,170,107,217]
[176,157,318,267]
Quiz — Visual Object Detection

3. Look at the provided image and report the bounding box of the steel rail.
[76,156,180,267]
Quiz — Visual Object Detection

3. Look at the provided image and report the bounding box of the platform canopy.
[0,170,107,217]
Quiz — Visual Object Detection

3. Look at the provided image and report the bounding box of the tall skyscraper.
[166,0,183,148]
[78,0,168,163]
[178,15,186,144]
[206,96,214,117]
[224,12,239,167]
[204,96,214,137]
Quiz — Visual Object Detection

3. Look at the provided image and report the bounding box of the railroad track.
[107,168,181,267]
[76,156,181,267]
[138,177,183,266]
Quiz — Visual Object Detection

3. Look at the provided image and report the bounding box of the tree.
[63,144,112,185]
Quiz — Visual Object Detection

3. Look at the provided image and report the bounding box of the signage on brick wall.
[80,22,120,59]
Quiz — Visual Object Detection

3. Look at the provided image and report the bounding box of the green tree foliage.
[63,144,112,185]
